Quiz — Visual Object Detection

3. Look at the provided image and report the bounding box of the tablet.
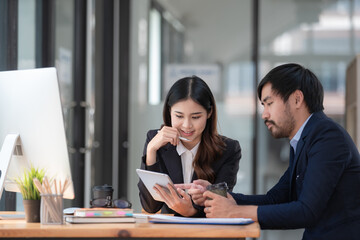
[136,169,178,202]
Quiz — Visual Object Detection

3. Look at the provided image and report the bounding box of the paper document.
[0,213,25,220]
[147,214,254,225]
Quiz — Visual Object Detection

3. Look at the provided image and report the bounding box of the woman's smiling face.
[170,98,210,149]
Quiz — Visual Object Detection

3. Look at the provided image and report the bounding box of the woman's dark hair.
[163,75,225,183]
[257,63,324,113]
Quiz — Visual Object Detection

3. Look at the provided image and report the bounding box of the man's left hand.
[204,191,258,221]
[203,191,237,218]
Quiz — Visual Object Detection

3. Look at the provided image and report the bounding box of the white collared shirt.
[176,141,200,184]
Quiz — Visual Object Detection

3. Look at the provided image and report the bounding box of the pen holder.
[40,194,63,225]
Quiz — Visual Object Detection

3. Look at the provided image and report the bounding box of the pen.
[179,136,191,142]
[157,130,191,142]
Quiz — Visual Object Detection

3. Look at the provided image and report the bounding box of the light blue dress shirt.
[290,114,313,154]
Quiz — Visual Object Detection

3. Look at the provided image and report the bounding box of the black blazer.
[231,111,360,240]
[138,129,241,216]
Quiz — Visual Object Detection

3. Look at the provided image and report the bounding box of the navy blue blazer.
[138,129,241,216]
[231,111,360,239]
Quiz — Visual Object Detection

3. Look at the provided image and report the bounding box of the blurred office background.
[1,0,360,239]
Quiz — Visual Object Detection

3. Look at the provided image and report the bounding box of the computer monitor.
[0,67,74,199]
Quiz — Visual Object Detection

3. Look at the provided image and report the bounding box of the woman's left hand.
[154,183,197,217]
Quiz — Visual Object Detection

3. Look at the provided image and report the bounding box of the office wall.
[128,0,254,212]
[346,55,360,150]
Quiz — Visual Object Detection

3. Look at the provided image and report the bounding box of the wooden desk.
[0,212,260,239]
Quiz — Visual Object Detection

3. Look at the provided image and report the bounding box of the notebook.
[73,208,133,217]
[65,215,135,224]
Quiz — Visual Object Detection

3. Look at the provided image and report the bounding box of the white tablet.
[136,169,178,202]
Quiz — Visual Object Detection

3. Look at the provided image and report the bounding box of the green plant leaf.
[15,166,46,200]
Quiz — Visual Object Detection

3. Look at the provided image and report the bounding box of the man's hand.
[203,191,258,221]
[203,191,237,218]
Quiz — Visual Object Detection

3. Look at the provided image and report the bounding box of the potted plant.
[15,166,45,222]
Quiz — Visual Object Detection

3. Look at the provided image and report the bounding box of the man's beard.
[265,103,295,139]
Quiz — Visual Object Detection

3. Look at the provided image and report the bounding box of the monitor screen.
[0,67,74,199]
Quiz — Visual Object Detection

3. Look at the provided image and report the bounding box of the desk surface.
[0,212,260,239]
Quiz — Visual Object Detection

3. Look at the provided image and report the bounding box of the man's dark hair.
[257,63,324,113]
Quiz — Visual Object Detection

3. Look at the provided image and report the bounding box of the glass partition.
[259,0,360,239]
[18,0,36,70]
[15,0,75,210]
[129,0,253,213]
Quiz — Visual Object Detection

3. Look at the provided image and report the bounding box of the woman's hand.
[154,183,197,217]
[175,179,211,206]
[146,127,180,166]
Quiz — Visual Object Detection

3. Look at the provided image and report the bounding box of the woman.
[138,75,241,217]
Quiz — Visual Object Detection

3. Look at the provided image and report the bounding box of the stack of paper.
[147,214,254,225]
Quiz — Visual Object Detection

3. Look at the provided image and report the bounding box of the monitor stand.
[0,134,22,198]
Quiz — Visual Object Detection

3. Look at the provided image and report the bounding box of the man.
[202,63,360,239]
